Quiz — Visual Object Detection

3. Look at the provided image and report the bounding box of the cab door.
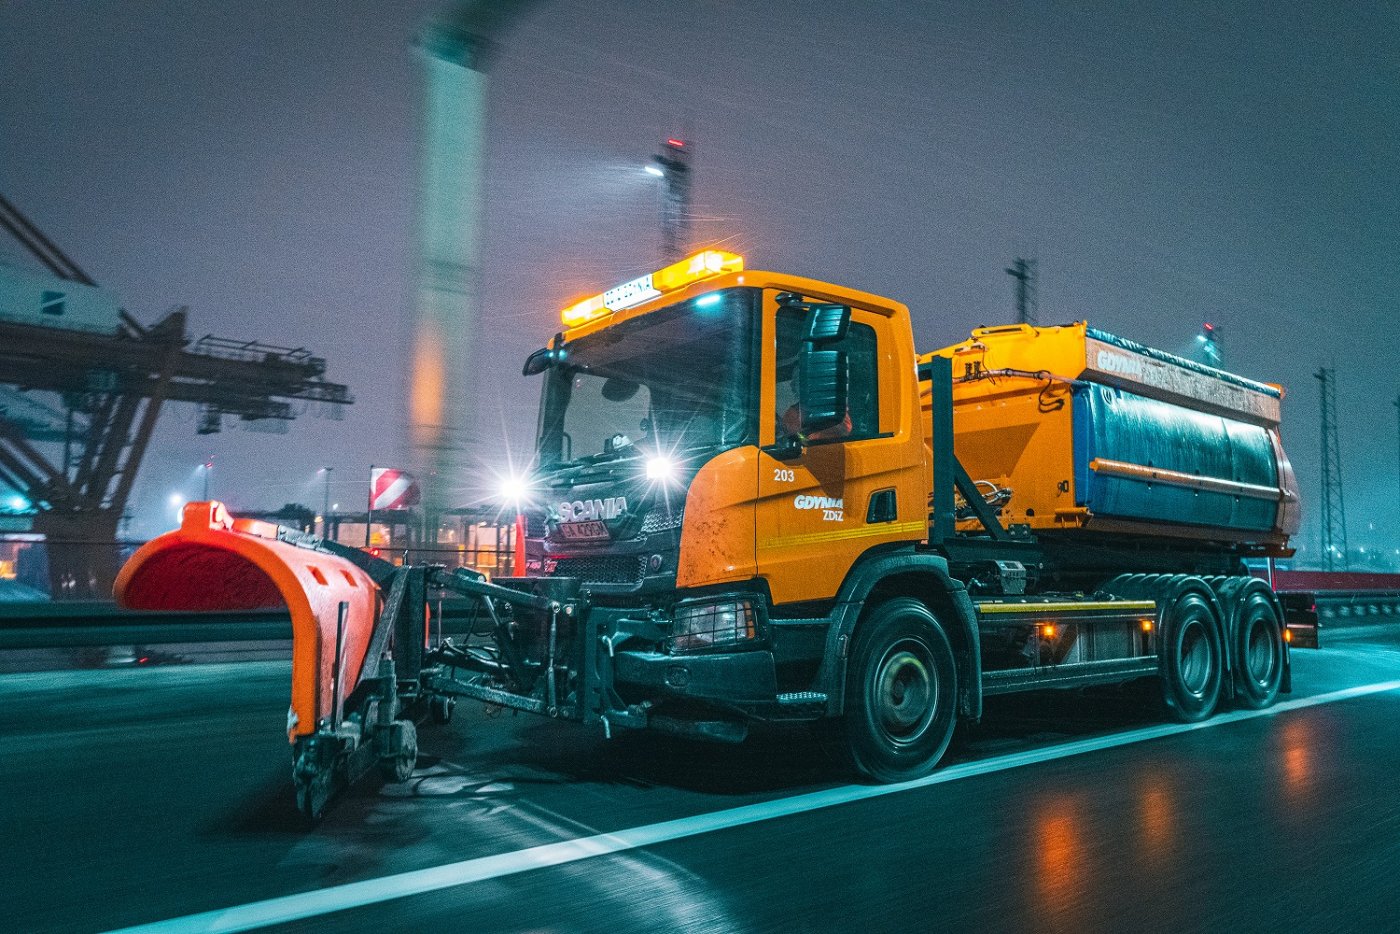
[755,291,925,606]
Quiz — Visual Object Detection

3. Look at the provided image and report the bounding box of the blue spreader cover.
[1073,383,1280,531]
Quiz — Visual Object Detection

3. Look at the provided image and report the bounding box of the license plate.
[558,520,610,541]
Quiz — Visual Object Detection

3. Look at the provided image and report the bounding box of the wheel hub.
[1178,618,1213,696]
[1245,617,1276,686]
[874,643,937,742]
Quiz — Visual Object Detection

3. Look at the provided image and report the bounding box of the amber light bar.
[561,250,744,327]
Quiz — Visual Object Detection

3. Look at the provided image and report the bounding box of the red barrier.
[114,502,380,742]
[1256,569,1400,593]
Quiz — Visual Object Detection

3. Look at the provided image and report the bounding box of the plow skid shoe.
[115,501,381,743]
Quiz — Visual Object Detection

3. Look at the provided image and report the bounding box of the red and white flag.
[370,468,420,510]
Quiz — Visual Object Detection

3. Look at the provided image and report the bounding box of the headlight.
[497,473,530,508]
[669,597,758,652]
[645,455,676,483]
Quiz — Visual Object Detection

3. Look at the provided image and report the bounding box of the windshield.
[535,287,758,468]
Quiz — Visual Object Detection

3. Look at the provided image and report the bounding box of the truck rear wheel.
[1233,587,1284,709]
[1159,589,1224,722]
[844,598,957,783]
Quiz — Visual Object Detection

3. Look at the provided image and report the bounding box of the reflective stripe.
[763,520,925,550]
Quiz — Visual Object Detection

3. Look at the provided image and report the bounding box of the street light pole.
[321,467,333,538]
[648,137,691,263]
[201,460,212,500]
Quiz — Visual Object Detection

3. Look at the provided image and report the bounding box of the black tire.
[430,695,455,725]
[295,767,332,822]
[843,598,958,783]
[378,719,418,783]
[1159,589,1224,722]
[293,740,336,822]
[1232,587,1284,709]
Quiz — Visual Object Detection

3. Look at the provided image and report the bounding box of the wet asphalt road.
[3,624,1399,934]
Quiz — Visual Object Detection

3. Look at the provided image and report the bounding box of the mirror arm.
[769,434,805,461]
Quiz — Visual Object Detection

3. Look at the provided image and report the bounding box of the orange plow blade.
[115,501,381,743]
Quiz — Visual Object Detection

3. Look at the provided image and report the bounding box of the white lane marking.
[104,679,1400,934]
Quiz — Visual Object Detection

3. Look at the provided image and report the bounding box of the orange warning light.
[561,250,744,327]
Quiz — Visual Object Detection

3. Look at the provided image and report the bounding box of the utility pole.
[320,466,332,538]
[1005,258,1037,325]
[649,137,692,263]
[1315,367,1348,570]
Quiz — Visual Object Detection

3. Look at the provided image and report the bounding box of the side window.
[774,308,804,440]
[844,321,880,437]
[773,305,880,444]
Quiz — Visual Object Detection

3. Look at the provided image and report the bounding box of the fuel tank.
[921,322,1300,548]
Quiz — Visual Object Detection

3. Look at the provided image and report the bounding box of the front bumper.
[614,647,778,705]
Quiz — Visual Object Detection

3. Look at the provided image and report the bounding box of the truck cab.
[524,252,930,610]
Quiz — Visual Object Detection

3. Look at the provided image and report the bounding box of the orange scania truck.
[117,250,1301,816]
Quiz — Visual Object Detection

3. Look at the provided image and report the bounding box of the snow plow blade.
[113,501,610,820]
[114,501,382,743]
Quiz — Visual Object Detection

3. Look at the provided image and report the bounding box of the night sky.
[2,1,1397,562]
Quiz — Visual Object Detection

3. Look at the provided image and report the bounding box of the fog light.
[669,597,758,652]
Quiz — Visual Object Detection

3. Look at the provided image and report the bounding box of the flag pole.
[365,464,374,548]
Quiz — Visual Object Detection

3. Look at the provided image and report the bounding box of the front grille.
[548,555,647,586]
[641,509,684,534]
[524,511,548,537]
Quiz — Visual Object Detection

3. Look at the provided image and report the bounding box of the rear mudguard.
[114,501,381,742]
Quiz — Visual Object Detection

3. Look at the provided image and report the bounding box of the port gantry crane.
[0,192,353,597]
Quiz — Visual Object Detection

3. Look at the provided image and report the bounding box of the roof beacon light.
[561,250,744,328]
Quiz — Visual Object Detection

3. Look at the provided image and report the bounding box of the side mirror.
[522,347,554,376]
[799,347,848,434]
[803,303,850,344]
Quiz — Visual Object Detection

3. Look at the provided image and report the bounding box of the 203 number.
[773,468,796,482]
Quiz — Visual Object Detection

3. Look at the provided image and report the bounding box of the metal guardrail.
[0,600,484,650]
[0,605,291,649]
[1314,591,1400,623]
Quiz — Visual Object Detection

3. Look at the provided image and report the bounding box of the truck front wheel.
[843,598,958,783]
